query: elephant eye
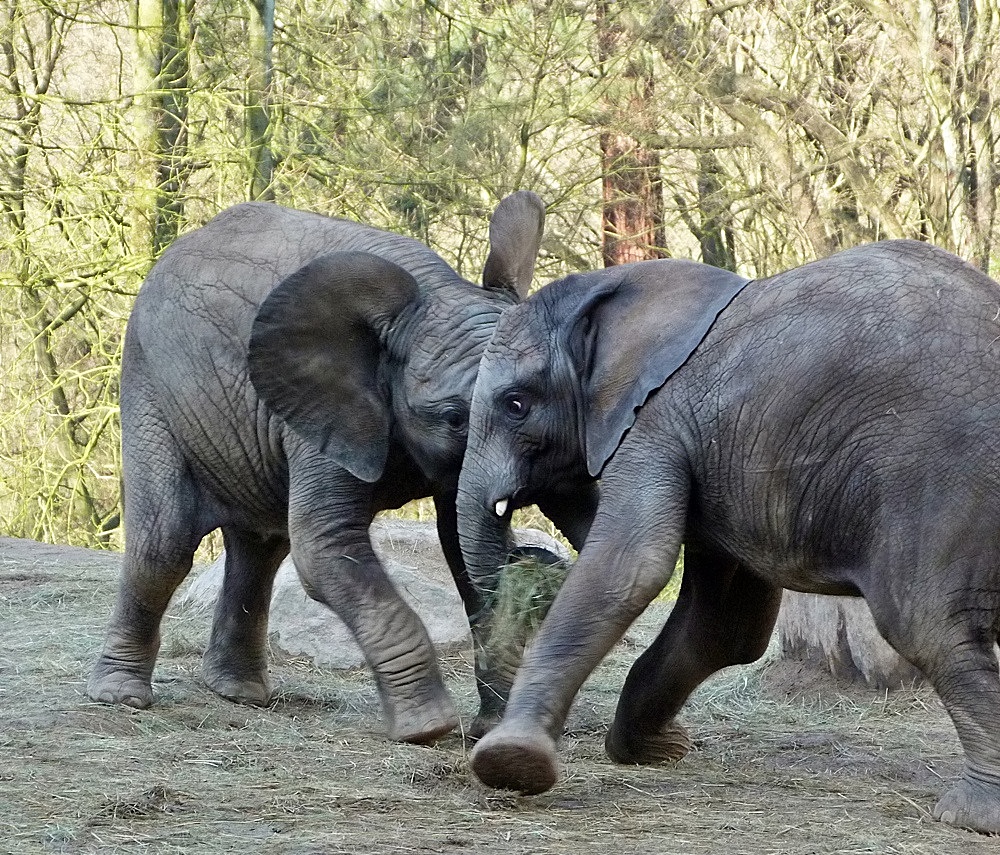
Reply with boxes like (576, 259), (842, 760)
(442, 405), (467, 431)
(501, 392), (530, 420)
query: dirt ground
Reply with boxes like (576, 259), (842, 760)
(0, 537), (992, 854)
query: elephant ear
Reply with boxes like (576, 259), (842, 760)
(248, 251), (419, 483)
(562, 260), (750, 477)
(481, 191), (545, 300)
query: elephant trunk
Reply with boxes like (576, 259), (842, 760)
(456, 453), (517, 599)
(457, 451), (524, 735)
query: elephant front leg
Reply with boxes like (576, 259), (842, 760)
(290, 510), (458, 743)
(605, 548), (782, 766)
(467, 608), (522, 737)
(359, 597), (460, 744)
(470, 487), (689, 793)
(464, 552), (570, 738)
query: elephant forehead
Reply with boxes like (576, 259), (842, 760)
(480, 338), (550, 395)
(404, 301), (502, 386)
(485, 317), (548, 365)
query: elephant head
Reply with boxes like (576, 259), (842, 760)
(247, 191), (545, 490)
(457, 258), (749, 595)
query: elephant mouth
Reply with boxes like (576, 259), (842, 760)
(491, 485), (528, 518)
(487, 488), (531, 522)
(481, 478), (527, 520)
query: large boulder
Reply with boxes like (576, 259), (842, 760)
(174, 519), (568, 669)
(775, 592), (924, 688)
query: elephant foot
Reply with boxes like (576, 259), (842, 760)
(468, 709), (502, 740)
(605, 717), (693, 765)
(380, 672), (459, 744)
(202, 655), (273, 707)
(470, 723), (559, 794)
(88, 661), (154, 709)
(89, 631), (158, 708)
(933, 773), (1000, 834)
(467, 687), (509, 739)
(384, 692), (460, 744)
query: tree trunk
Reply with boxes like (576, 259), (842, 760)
(596, 1), (665, 267)
(864, 0), (998, 274)
(954, 0), (998, 275)
(134, 0), (192, 259)
(694, 144), (736, 271)
(0, 2), (110, 541)
(776, 592), (924, 689)
(248, 0), (275, 201)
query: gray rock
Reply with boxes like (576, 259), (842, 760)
(174, 519), (568, 670)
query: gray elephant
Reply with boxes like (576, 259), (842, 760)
(88, 193), (546, 743)
(457, 240), (1000, 833)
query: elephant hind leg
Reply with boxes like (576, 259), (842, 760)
(605, 547), (782, 766)
(202, 528), (288, 706)
(88, 412), (208, 708)
(892, 634), (1000, 834)
(863, 569), (1000, 834)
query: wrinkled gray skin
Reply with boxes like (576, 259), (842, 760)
(88, 193), (546, 743)
(458, 241), (1000, 833)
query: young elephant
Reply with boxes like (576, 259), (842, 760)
(457, 240), (1000, 833)
(88, 194), (547, 743)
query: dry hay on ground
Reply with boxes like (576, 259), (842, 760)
(0, 537), (986, 854)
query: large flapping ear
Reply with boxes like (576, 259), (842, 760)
(248, 251), (419, 483)
(561, 260), (750, 477)
(481, 191), (545, 300)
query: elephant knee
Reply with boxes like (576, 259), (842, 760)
(733, 634), (772, 665)
(289, 552), (335, 604)
(290, 546), (398, 613)
(296, 571), (324, 604)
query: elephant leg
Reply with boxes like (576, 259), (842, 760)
(434, 493), (506, 738)
(605, 547), (782, 765)
(287, 461), (458, 744)
(88, 406), (206, 708)
(470, 475), (690, 794)
(862, 564), (1000, 834)
(447, 484), (600, 738)
(926, 648), (1000, 834)
(202, 528), (288, 706)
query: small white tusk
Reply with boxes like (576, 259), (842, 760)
(494, 498), (509, 517)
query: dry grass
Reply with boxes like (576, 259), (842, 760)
(483, 554), (570, 665)
(0, 538), (987, 854)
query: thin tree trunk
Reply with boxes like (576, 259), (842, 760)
(0, 2), (105, 539)
(956, 0), (998, 274)
(135, 0), (192, 259)
(248, 0), (275, 201)
(865, 0), (998, 272)
(596, 1), (665, 267)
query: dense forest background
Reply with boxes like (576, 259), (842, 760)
(1, 0), (998, 549)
